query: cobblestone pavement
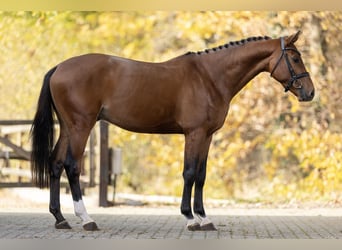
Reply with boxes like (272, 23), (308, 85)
(1, 206), (342, 239)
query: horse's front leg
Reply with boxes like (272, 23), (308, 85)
(181, 155), (199, 231)
(181, 130), (215, 231)
(193, 144), (217, 231)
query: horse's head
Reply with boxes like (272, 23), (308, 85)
(270, 31), (315, 102)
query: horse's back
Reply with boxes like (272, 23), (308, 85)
(49, 53), (193, 134)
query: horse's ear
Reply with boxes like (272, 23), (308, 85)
(285, 30), (301, 45)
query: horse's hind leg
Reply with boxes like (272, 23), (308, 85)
(65, 126), (98, 231)
(49, 135), (72, 229)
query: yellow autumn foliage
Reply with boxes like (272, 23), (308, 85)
(0, 11), (341, 203)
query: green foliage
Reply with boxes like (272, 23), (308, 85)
(0, 11), (341, 202)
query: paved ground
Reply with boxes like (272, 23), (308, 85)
(1, 205), (342, 239)
(1, 188), (342, 239)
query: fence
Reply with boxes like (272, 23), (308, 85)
(0, 120), (116, 206)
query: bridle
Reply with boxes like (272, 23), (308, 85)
(270, 37), (310, 92)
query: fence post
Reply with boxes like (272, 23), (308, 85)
(111, 147), (122, 204)
(99, 121), (109, 207)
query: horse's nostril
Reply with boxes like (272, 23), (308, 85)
(304, 89), (315, 101)
(310, 89), (315, 98)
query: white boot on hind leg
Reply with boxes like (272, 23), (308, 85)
(73, 200), (98, 230)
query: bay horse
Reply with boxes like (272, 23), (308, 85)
(31, 31), (314, 231)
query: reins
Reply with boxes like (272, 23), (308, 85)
(270, 37), (310, 92)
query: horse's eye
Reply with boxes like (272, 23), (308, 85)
(292, 57), (300, 63)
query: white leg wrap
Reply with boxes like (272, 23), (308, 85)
(186, 218), (200, 228)
(73, 200), (94, 226)
(195, 214), (212, 226)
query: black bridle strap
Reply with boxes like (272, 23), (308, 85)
(270, 37), (286, 77)
(270, 37), (310, 92)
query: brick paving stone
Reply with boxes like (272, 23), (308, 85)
(1, 206), (342, 239)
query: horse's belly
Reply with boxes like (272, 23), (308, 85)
(99, 105), (183, 134)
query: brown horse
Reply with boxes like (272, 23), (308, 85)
(31, 31), (314, 231)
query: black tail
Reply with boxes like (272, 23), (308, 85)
(31, 66), (58, 188)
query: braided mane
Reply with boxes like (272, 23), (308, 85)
(185, 35), (272, 56)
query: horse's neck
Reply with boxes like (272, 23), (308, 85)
(199, 40), (276, 103)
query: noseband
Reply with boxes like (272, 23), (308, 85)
(270, 37), (310, 92)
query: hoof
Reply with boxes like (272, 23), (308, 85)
(83, 221), (99, 231)
(200, 222), (217, 231)
(55, 220), (72, 229)
(187, 222), (201, 231)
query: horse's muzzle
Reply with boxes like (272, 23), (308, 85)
(299, 88), (315, 102)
